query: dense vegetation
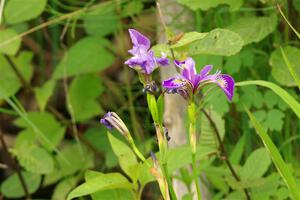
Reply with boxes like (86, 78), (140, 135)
(0, 0), (300, 199)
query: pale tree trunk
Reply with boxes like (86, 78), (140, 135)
(157, 1), (210, 199)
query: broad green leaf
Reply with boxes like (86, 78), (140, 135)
(226, 173), (280, 190)
(56, 143), (94, 177)
(0, 29), (21, 55)
(269, 46), (300, 87)
(227, 15), (277, 45)
(280, 47), (300, 90)
(68, 74), (103, 122)
(91, 189), (135, 200)
(53, 37), (115, 78)
(193, 54), (223, 70)
(176, 0), (243, 11)
(14, 112), (65, 151)
(121, 0), (143, 17)
(171, 32), (207, 48)
(0, 52), (33, 97)
(1, 171), (41, 198)
(83, 4), (119, 36)
(84, 127), (118, 168)
(236, 80), (300, 118)
(264, 109), (285, 131)
(224, 54), (241, 74)
(241, 148), (271, 180)
(107, 132), (139, 181)
(15, 145), (54, 174)
(4, 0), (47, 24)
(246, 109), (300, 200)
(263, 90), (278, 109)
(67, 171), (132, 200)
(34, 80), (56, 111)
(52, 176), (80, 200)
(186, 29), (243, 56)
(206, 91), (230, 115)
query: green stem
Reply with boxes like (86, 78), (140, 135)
(192, 153), (202, 200)
(162, 163), (177, 200)
(188, 103), (202, 200)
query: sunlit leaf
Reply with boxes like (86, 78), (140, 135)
(176, 0), (243, 11)
(4, 0), (47, 24)
(228, 15), (277, 45)
(67, 170), (132, 200)
(34, 80), (56, 111)
(270, 46), (300, 87)
(53, 37), (115, 78)
(68, 74), (103, 122)
(0, 29), (21, 55)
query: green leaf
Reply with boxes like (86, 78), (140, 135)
(263, 109), (285, 131)
(171, 32), (207, 48)
(52, 176), (80, 200)
(185, 28), (243, 56)
(280, 47), (300, 90)
(107, 132), (139, 181)
(68, 74), (103, 122)
(83, 3), (119, 36)
(176, 0), (243, 11)
(147, 93), (159, 123)
(227, 15), (277, 45)
(236, 80), (300, 118)
(67, 171), (132, 200)
(34, 80), (56, 111)
(14, 112), (66, 151)
(0, 51), (33, 98)
(84, 127), (118, 168)
(4, 0), (47, 24)
(224, 54), (241, 74)
(241, 148), (271, 180)
(15, 145), (54, 174)
(246, 108), (300, 200)
(0, 29), (21, 55)
(193, 54), (223, 70)
(270, 46), (300, 87)
(121, 1), (143, 17)
(56, 143), (94, 177)
(229, 134), (246, 165)
(1, 171), (41, 198)
(91, 189), (135, 200)
(53, 37), (115, 79)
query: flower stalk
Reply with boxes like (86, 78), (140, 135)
(188, 102), (202, 200)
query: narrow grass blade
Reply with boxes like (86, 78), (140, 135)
(236, 80), (300, 118)
(246, 108), (300, 200)
(277, 4), (300, 39)
(280, 47), (300, 90)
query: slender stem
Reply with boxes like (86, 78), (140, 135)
(201, 109), (251, 200)
(0, 129), (31, 199)
(192, 153), (201, 200)
(162, 163), (177, 200)
(188, 103), (202, 200)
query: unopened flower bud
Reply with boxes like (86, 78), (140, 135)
(100, 112), (129, 136)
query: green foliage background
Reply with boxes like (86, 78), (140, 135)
(0, 0), (300, 199)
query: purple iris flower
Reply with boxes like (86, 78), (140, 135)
(162, 57), (235, 101)
(124, 29), (169, 74)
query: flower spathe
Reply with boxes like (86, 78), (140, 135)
(100, 112), (129, 136)
(162, 57), (235, 101)
(124, 29), (169, 74)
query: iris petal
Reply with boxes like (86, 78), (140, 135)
(128, 29), (150, 50)
(216, 74), (235, 101)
